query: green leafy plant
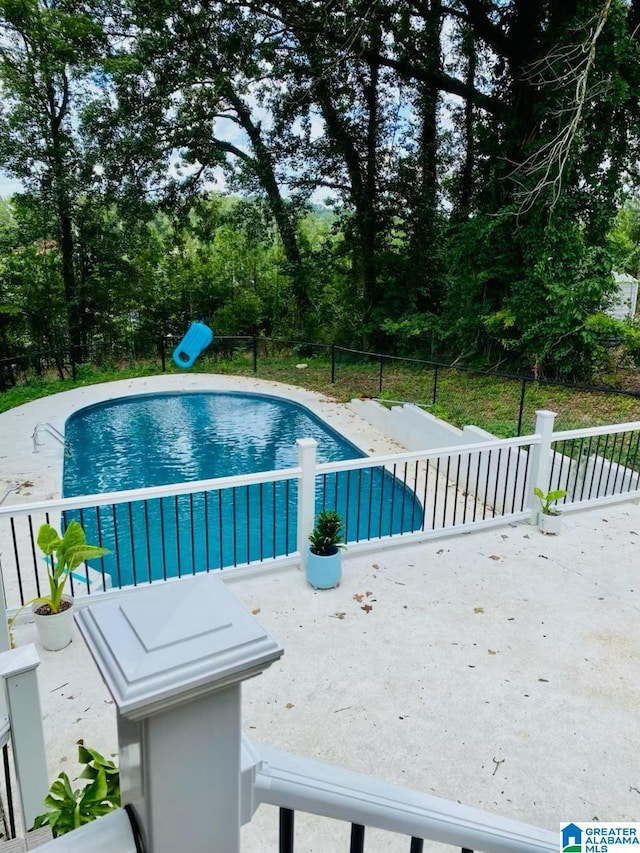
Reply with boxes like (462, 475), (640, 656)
(32, 743), (120, 837)
(534, 487), (567, 516)
(10, 521), (109, 625)
(309, 510), (345, 556)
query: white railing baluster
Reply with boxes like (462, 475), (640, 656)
(296, 438), (317, 572)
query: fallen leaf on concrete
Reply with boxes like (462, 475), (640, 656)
(489, 555), (500, 561)
(366, 591), (373, 597)
(501, 534), (508, 540)
(353, 593), (364, 602)
(372, 563), (379, 569)
(395, 581), (406, 585)
(437, 549), (444, 554)
(538, 678), (549, 682)
(330, 612), (346, 620)
(285, 703), (294, 709)
(251, 608), (261, 615)
(474, 607), (484, 613)
(488, 649), (497, 655)
(361, 604), (373, 613)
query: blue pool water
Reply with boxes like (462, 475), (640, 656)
(63, 392), (422, 585)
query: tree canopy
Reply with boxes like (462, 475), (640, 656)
(1, 0), (640, 378)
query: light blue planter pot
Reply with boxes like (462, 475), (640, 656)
(306, 547), (342, 590)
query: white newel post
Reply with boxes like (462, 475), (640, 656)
(529, 410), (557, 523)
(75, 575), (283, 853)
(296, 438), (317, 570)
(0, 645), (49, 834)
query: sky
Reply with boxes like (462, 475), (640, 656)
(0, 173), (22, 198)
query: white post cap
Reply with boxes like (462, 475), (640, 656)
(75, 575), (283, 721)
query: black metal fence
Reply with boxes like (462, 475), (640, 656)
(3, 335), (640, 437)
(549, 426), (640, 507)
(278, 807), (434, 853)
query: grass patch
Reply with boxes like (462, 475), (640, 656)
(3, 349), (640, 437)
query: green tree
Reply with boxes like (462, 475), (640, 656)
(0, 0), (109, 356)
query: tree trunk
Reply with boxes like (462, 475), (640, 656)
(407, 0), (443, 312)
(225, 88), (309, 329)
(452, 23), (476, 222)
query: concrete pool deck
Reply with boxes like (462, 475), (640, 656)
(2, 375), (640, 848)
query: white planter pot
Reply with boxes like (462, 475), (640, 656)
(32, 595), (74, 651)
(538, 511), (562, 535)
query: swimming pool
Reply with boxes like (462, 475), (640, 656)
(63, 392), (422, 585)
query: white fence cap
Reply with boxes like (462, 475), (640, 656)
(75, 574), (283, 720)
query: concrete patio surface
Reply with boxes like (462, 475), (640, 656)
(2, 376), (640, 849)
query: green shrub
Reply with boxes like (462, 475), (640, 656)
(32, 744), (120, 837)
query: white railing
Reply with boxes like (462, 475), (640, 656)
(548, 420), (640, 511)
(0, 435), (540, 611)
(0, 644), (49, 842)
(248, 738), (557, 853)
(2, 411), (640, 613)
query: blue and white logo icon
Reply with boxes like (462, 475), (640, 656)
(563, 824), (582, 853)
(561, 822), (640, 852)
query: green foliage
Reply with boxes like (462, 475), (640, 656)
(32, 744), (120, 837)
(9, 521), (109, 632)
(534, 487), (567, 516)
(309, 510), (345, 556)
(446, 207), (618, 378)
(37, 521), (110, 614)
(0, 1), (638, 374)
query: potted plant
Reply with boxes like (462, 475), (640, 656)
(534, 487), (567, 535)
(10, 520), (110, 651)
(306, 510), (345, 589)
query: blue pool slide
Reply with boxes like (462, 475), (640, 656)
(172, 322), (214, 369)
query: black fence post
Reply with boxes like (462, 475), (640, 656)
(279, 808), (294, 853)
(432, 365), (439, 406)
(159, 335), (166, 372)
(331, 343), (336, 383)
(517, 377), (527, 436)
(252, 334), (258, 372)
(378, 357), (384, 394)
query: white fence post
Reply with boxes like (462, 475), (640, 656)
(0, 645), (49, 834)
(296, 438), (317, 570)
(75, 574), (283, 853)
(529, 410), (557, 522)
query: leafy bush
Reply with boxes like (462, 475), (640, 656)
(32, 744), (120, 837)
